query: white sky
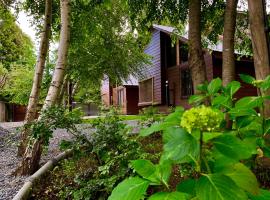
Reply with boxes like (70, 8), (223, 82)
(16, 11), (38, 49)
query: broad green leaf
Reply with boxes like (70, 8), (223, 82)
(249, 189), (270, 200)
(140, 122), (174, 137)
(224, 81), (241, 98)
(212, 95), (231, 108)
(196, 83), (208, 92)
(148, 192), (188, 200)
(188, 95), (205, 105)
(176, 179), (196, 195)
(163, 128), (199, 163)
(195, 174), (247, 200)
(131, 160), (158, 183)
(222, 163), (259, 195)
(213, 154), (238, 172)
(239, 74), (255, 84)
(260, 75), (270, 90)
(229, 108), (257, 118)
(163, 127), (183, 143)
(164, 107), (184, 124)
(264, 119), (270, 134)
(235, 96), (263, 109)
(213, 134), (255, 160)
(131, 160), (172, 186)
(108, 177), (149, 200)
(155, 160), (172, 185)
(203, 132), (222, 142)
(207, 78), (222, 94)
(235, 116), (255, 129)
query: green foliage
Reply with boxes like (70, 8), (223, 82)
(109, 76), (270, 200)
(148, 192), (188, 200)
(1, 64), (34, 104)
(180, 106), (224, 133)
(162, 127), (199, 164)
(61, 108), (145, 200)
(28, 106), (83, 146)
(195, 174), (248, 200)
(0, 5), (35, 69)
(139, 106), (163, 128)
(108, 177), (149, 200)
(68, 0), (149, 89)
(139, 107), (184, 137)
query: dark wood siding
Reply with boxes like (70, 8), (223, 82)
(13, 105), (26, 122)
(140, 30), (162, 105)
(212, 52), (257, 98)
(126, 86), (139, 114)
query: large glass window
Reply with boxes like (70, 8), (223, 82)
(117, 89), (124, 106)
(139, 78), (153, 103)
(181, 68), (193, 97)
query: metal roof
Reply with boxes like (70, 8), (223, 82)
(153, 24), (223, 52)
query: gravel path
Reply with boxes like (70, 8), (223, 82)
(0, 123), (73, 200)
(0, 120), (138, 200)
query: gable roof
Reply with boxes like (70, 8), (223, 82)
(152, 24), (223, 52)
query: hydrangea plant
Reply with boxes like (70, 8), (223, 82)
(180, 106), (224, 133)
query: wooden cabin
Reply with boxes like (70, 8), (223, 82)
(101, 76), (139, 115)
(138, 24), (257, 112)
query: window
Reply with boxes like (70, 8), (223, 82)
(167, 44), (176, 67)
(161, 32), (176, 68)
(139, 78), (153, 104)
(179, 43), (188, 63)
(117, 89), (124, 106)
(181, 68), (193, 97)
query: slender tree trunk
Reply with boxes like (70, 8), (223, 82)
(57, 75), (68, 106)
(188, 0), (207, 94)
(248, 0), (270, 117)
(222, 0), (238, 86)
(15, 0), (71, 175)
(17, 0), (52, 156)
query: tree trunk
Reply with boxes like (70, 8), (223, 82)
(15, 0), (71, 175)
(188, 0), (207, 94)
(17, 0), (52, 157)
(248, 0), (270, 117)
(57, 75), (68, 106)
(222, 0), (238, 86)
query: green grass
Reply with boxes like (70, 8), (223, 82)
(82, 115), (142, 124)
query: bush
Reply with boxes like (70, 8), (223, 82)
(109, 75), (270, 200)
(60, 108), (145, 200)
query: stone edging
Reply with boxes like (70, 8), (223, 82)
(12, 149), (73, 200)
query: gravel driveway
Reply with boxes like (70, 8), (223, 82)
(0, 120), (139, 200)
(0, 122), (74, 200)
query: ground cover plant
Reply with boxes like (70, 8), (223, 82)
(30, 108), (163, 200)
(108, 75), (270, 200)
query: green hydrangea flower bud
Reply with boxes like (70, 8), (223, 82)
(180, 106), (224, 133)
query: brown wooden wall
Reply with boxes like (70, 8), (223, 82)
(13, 104), (27, 122)
(140, 29), (162, 105)
(212, 52), (257, 98)
(126, 86), (139, 114)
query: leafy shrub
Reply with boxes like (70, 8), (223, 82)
(109, 76), (270, 200)
(139, 106), (162, 128)
(61, 108), (145, 200)
(28, 106), (83, 146)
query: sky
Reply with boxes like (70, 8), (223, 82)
(16, 11), (37, 49)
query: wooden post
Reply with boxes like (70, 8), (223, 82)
(176, 40), (180, 66)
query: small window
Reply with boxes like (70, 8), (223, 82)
(117, 89), (124, 106)
(181, 68), (193, 97)
(139, 78), (153, 104)
(179, 43), (188, 63)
